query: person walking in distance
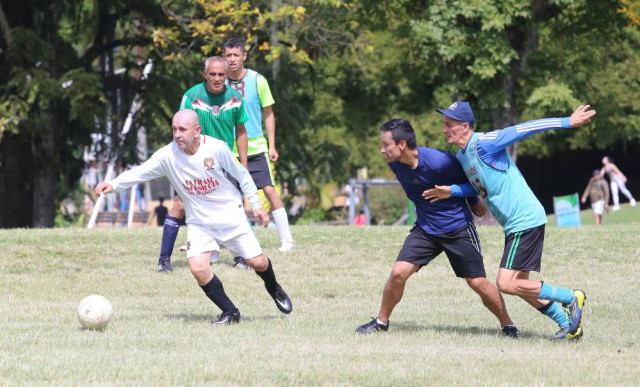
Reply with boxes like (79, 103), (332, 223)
(600, 156), (636, 211)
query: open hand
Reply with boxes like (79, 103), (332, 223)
(570, 105), (596, 127)
(422, 185), (452, 203)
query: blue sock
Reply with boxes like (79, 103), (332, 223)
(159, 215), (180, 262)
(538, 301), (569, 329)
(538, 281), (575, 304)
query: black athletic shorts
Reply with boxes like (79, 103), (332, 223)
(396, 224), (486, 278)
(246, 152), (274, 189)
(500, 224), (545, 272)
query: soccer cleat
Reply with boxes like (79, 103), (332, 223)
(566, 289), (586, 334)
(550, 326), (583, 341)
(501, 325), (520, 339)
(268, 285), (293, 314)
(158, 259), (173, 273)
(613, 205), (621, 211)
(631, 199), (637, 207)
(212, 309), (241, 325)
(278, 240), (295, 252)
(356, 318), (389, 334)
(233, 256), (250, 270)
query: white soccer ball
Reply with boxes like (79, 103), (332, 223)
(77, 295), (113, 330)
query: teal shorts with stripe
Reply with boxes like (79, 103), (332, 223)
(500, 225), (545, 272)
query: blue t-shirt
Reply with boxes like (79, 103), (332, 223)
(389, 147), (477, 234)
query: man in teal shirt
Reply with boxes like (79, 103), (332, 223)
(424, 101), (595, 341)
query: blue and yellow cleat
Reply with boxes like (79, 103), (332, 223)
(566, 290), (586, 334)
(550, 326), (583, 341)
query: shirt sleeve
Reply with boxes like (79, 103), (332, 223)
(450, 182), (479, 198)
(216, 143), (262, 209)
(179, 93), (190, 110)
(478, 117), (571, 153)
(109, 152), (166, 192)
(256, 74), (275, 107)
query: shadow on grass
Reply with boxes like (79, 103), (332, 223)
(391, 321), (549, 340)
(167, 313), (287, 323)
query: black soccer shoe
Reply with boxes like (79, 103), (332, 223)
(158, 259), (173, 273)
(233, 256), (250, 270)
(212, 309), (241, 325)
(355, 318), (389, 334)
(501, 325), (520, 339)
(269, 285), (293, 314)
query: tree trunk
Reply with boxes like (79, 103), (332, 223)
(31, 124), (57, 227)
(270, 0), (281, 84)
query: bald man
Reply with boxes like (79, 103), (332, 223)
(95, 110), (293, 324)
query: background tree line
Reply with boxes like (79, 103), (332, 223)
(1, 0), (639, 227)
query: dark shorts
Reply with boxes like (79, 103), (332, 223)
(500, 224), (545, 272)
(396, 224), (486, 278)
(246, 153), (274, 189)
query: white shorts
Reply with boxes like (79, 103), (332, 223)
(185, 221), (262, 262)
(591, 200), (605, 215)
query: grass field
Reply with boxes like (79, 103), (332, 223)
(1, 223), (639, 385)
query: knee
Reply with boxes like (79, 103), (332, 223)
(465, 277), (488, 292)
(189, 261), (210, 282)
(246, 254), (268, 271)
(389, 267), (410, 283)
(496, 277), (515, 295)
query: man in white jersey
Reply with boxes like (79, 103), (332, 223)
(95, 109), (293, 324)
(223, 37), (294, 254)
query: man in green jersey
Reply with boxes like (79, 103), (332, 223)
(157, 56), (250, 272)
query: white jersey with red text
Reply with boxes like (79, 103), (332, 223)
(108, 135), (261, 227)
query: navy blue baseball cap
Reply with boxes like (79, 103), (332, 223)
(436, 101), (475, 128)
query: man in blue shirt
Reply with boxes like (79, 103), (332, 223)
(424, 101), (594, 340)
(356, 118), (519, 338)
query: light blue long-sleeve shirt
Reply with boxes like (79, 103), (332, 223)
(451, 117), (571, 234)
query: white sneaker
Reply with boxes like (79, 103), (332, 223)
(278, 240), (294, 252)
(631, 199), (637, 207)
(613, 205), (621, 211)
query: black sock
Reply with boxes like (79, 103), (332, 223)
(255, 258), (278, 294)
(200, 275), (237, 313)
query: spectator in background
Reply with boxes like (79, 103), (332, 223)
(600, 156), (636, 211)
(354, 208), (366, 226)
(149, 197), (169, 226)
(581, 169), (609, 225)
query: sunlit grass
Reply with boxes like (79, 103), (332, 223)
(1, 224), (638, 384)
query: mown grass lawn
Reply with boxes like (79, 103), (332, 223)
(1, 223), (638, 385)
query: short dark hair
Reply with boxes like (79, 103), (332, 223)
(223, 37), (246, 53)
(380, 118), (417, 149)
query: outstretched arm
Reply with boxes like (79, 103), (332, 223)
(479, 105), (596, 153)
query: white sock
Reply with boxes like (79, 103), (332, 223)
(272, 207), (293, 243)
(376, 318), (388, 326)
